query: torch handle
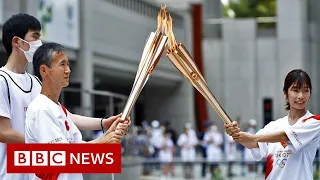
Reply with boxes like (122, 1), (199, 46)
(121, 33), (167, 120)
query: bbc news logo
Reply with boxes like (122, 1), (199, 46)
(7, 144), (121, 173)
(14, 151), (114, 166)
(14, 151), (66, 166)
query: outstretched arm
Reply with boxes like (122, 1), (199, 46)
(224, 121), (288, 149)
(70, 113), (130, 134)
(70, 114), (103, 130)
(233, 130), (288, 143)
(88, 118), (124, 144)
(231, 130), (288, 149)
(0, 116), (25, 143)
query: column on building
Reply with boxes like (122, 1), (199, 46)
(202, 0), (225, 129)
(308, 0), (320, 113)
(74, 0), (94, 139)
(276, 0), (308, 117)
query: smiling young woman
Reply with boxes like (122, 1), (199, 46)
(224, 69), (320, 180)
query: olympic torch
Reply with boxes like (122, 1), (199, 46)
(120, 6), (168, 120)
(165, 14), (232, 124)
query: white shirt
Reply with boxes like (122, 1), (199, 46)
(25, 94), (83, 180)
(250, 111), (320, 180)
(158, 135), (174, 162)
(224, 132), (237, 161)
(177, 132), (198, 161)
(0, 67), (41, 180)
(151, 128), (162, 149)
(204, 130), (223, 162)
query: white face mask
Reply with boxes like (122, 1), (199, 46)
(18, 38), (42, 63)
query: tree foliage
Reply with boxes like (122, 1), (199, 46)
(223, 0), (276, 18)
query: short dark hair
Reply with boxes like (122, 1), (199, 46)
(283, 69), (312, 111)
(33, 43), (65, 81)
(2, 13), (41, 57)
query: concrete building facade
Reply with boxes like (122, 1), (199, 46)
(0, 0), (318, 134)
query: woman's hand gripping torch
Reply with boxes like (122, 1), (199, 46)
(165, 14), (232, 124)
(120, 6), (168, 123)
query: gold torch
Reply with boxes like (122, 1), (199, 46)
(165, 14), (232, 124)
(120, 6), (168, 120)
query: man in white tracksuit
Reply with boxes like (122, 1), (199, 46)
(25, 42), (130, 180)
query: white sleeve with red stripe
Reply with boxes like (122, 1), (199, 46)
(250, 120), (278, 160)
(65, 109), (82, 143)
(284, 115), (320, 153)
(33, 109), (69, 143)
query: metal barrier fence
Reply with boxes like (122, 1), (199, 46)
(122, 157), (320, 180)
(120, 134), (320, 180)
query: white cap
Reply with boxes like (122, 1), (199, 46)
(185, 122), (192, 129)
(248, 119), (257, 126)
(151, 120), (160, 128)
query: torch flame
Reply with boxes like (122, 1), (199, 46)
(157, 5), (167, 33)
(165, 13), (177, 51)
(156, 6), (177, 50)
